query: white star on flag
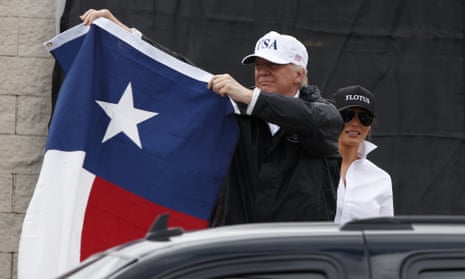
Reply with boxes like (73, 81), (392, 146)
(96, 82), (158, 149)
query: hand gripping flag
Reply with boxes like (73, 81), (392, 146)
(18, 18), (238, 279)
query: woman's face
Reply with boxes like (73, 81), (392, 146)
(338, 107), (374, 147)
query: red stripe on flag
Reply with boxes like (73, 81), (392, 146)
(80, 176), (207, 261)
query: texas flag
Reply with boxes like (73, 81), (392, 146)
(18, 18), (238, 279)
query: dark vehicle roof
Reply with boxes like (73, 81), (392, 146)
(60, 215), (465, 279)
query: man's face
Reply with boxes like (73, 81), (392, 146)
(254, 58), (302, 96)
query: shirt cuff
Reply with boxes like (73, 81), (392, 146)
(246, 87), (261, 115)
(130, 27), (143, 39)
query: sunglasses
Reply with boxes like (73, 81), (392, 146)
(340, 108), (374, 126)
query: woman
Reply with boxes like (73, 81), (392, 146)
(331, 85), (393, 224)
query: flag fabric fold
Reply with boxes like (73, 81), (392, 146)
(18, 18), (238, 279)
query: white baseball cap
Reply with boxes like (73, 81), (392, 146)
(241, 31), (309, 69)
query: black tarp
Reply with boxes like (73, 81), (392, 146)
(56, 0), (465, 215)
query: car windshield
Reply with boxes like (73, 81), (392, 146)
(63, 254), (135, 279)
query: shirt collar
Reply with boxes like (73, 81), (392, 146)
(357, 140), (378, 158)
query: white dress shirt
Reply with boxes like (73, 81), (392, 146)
(334, 141), (394, 224)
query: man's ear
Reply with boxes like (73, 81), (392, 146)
(295, 68), (305, 83)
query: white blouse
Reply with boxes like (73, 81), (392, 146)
(334, 141), (394, 224)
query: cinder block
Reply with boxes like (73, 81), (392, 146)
(0, 173), (13, 212)
(19, 18), (55, 58)
(0, 253), (12, 279)
(0, 135), (45, 174)
(0, 213), (23, 252)
(17, 96), (51, 136)
(0, 56), (53, 96)
(13, 174), (38, 213)
(0, 0), (55, 18)
(0, 17), (18, 56)
(0, 96), (15, 135)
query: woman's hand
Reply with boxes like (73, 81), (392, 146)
(80, 9), (131, 33)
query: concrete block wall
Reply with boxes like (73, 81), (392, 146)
(0, 0), (56, 278)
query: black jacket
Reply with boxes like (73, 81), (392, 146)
(210, 86), (343, 226)
(141, 37), (342, 225)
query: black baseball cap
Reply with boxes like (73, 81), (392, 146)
(331, 85), (376, 116)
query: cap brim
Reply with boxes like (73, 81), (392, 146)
(241, 52), (290, 65)
(241, 54), (257, 64)
(337, 104), (375, 116)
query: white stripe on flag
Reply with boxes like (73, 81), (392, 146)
(18, 150), (94, 278)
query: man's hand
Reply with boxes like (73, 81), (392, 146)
(208, 74), (253, 104)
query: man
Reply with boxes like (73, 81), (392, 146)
(81, 10), (343, 225)
(208, 31), (343, 225)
